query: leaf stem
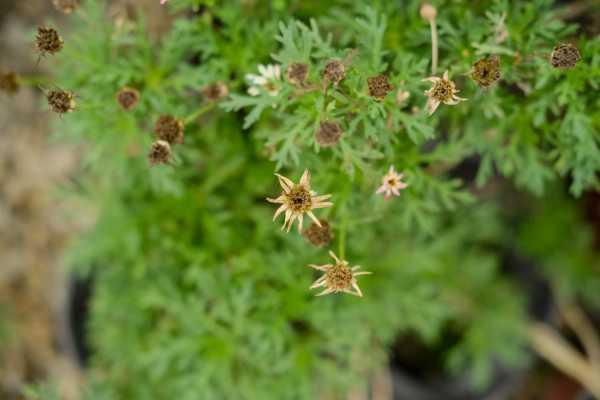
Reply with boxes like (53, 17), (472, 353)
(184, 102), (215, 124)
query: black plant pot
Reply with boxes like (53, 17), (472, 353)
(390, 251), (554, 400)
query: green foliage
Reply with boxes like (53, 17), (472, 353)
(48, 0), (600, 399)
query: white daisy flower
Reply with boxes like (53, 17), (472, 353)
(246, 64), (282, 96)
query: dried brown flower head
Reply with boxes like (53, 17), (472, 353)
(367, 74), (394, 100)
(267, 170), (333, 232)
(550, 43), (581, 69)
(202, 81), (229, 101)
(0, 70), (19, 94)
(303, 219), (333, 247)
(36, 27), (63, 57)
(423, 70), (466, 115)
(309, 251), (372, 297)
(148, 140), (172, 166)
(53, 0), (80, 14)
(315, 121), (343, 147)
(286, 62), (309, 85)
(46, 89), (76, 114)
(154, 115), (184, 145)
(116, 87), (140, 110)
(323, 59), (346, 86)
(470, 55), (501, 89)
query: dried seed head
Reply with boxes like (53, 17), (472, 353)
(154, 115), (184, 145)
(148, 140), (172, 166)
(286, 62), (309, 85)
(420, 3), (437, 21)
(367, 74), (394, 100)
(0, 70), (19, 94)
(286, 186), (313, 213)
(36, 27), (63, 56)
(325, 263), (354, 291)
(315, 121), (343, 147)
(323, 59), (346, 86)
(202, 81), (229, 101)
(550, 43), (581, 69)
(430, 79), (455, 103)
(53, 0), (80, 14)
(303, 219), (333, 247)
(470, 55), (501, 89)
(116, 87), (140, 110)
(46, 89), (76, 114)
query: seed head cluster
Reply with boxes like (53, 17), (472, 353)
(286, 62), (309, 85)
(116, 87), (140, 111)
(202, 81), (229, 101)
(36, 27), (63, 57)
(46, 89), (76, 115)
(154, 115), (184, 145)
(550, 43), (581, 69)
(315, 121), (343, 147)
(323, 59), (346, 86)
(367, 74), (394, 100)
(0, 70), (19, 94)
(148, 140), (172, 166)
(303, 219), (333, 247)
(470, 55), (501, 89)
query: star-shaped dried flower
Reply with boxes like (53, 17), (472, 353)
(309, 251), (372, 297)
(267, 170), (333, 232)
(422, 70), (466, 115)
(376, 166), (408, 200)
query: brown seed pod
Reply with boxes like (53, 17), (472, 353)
(470, 55), (501, 89)
(53, 0), (80, 14)
(323, 59), (346, 86)
(202, 81), (229, 101)
(303, 219), (333, 247)
(116, 87), (140, 110)
(154, 115), (184, 145)
(36, 27), (63, 57)
(550, 43), (581, 69)
(315, 121), (343, 147)
(46, 89), (76, 114)
(286, 62), (309, 85)
(0, 70), (19, 94)
(367, 74), (394, 100)
(148, 140), (172, 166)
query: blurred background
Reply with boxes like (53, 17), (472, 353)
(1, 1), (600, 400)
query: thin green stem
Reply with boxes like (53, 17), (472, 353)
(184, 102), (215, 124)
(18, 75), (52, 87)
